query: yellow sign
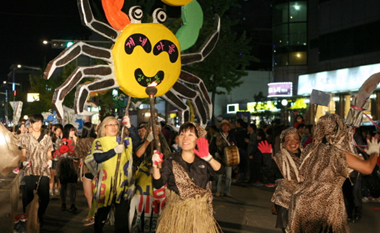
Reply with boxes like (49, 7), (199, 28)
(112, 24), (181, 98)
(27, 93), (40, 102)
(288, 98), (307, 109)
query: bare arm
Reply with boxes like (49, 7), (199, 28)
(47, 150), (52, 160)
(21, 149), (27, 162)
(345, 152), (378, 175)
(152, 166), (160, 180)
(135, 140), (150, 158)
(208, 158), (221, 171)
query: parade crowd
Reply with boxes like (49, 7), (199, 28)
(8, 112), (380, 233)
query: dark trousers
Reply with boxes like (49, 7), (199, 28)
(249, 156), (262, 183)
(22, 176), (50, 221)
(343, 175), (362, 219)
(262, 153), (274, 184)
(94, 196), (130, 233)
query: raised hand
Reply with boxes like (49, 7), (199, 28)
(146, 131), (154, 142)
(193, 137), (213, 162)
(122, 115), (131, 128)
(152, 150), (164, 168)
(365, 137), (380, 156)
(258, 140), (272, 154)
(114, 144), (125, 154)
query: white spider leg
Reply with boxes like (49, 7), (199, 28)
(44, 41), (113, 80)
(52, 65), (117, 118)
(161, 90), (191, 127)
(162, 76), (211, 128)
(78, 0), (119, 41)
(75, 72), (119, 114)
(181, 14), (220, 66)
(179, 70), (212, 117)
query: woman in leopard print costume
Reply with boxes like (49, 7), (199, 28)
(152, 122), (224, 233)
(287, 114), (380, 233)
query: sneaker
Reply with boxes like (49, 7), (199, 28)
(362, 197), (369, 203)
(69, 204), (77, 212)
(253, 182), (264, 187)
(83, 217), (95, 226)
(224, 193), (232, 197)
(12, 168), (20, 174)
(61, 203), (66, 211)
(49, 189), (54, 197)
(265, 183), (275, 187)
(19, 214), (27, 222)
(214, 192), (221, 197)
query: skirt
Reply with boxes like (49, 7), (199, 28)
(57, 158), (78, 184)
(156, 190), (222, 233)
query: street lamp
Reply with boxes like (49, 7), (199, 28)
(4, 64), (41, 123)
(8, 64), (41, 101)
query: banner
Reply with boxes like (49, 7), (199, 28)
(62, 106), (95, 135)
(9, 101), (23, 125)
(42, 110), (59, 125)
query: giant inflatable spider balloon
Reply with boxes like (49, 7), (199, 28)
(44, 0), (220, 127)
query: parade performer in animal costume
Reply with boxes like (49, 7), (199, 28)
(152, 122), (224, 233)
(258, 127), (303, 232)
(287, 114), (380, 233)
(85, 116), (134, 233)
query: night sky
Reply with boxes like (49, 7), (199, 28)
(0, 1), (90, 81)
(0, 0), (272, 82)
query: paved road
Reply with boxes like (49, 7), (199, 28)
(1, 174), (380, 232)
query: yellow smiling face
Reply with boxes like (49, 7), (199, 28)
(112, 23), (181, 98)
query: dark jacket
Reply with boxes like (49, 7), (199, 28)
(152, 152), (224, 193)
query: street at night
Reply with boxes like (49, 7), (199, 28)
(1, 173), (380, 233)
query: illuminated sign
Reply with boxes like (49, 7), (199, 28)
(27, 93), (40, 102)
(227, 102), (279, 114)
(298, 63), (380, 95)
(268, 82), (293, 97)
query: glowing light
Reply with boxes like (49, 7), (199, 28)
(148, 81), (158, 87)
(294, 5), (300, 10)
(297, 53), (301, 58)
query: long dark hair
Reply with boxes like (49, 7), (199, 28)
(82, 122), (97, 138)
(62, 124), (76, 139)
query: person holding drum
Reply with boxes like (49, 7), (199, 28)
(152, 122), (224, 233)
(209, 119), (238, 197)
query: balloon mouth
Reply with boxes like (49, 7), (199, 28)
(134, 69), (164, 87)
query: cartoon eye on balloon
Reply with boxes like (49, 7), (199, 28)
(44, 0), (220, 128)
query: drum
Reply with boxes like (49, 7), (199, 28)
(223, 146), (240, 166)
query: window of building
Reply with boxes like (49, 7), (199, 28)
(289, 1), (307, 22)
(289, 51), (307, 65)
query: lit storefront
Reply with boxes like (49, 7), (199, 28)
(298, 63), (380, 123)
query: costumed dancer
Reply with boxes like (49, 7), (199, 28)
(54, 124), (79, 212)
(85, 116), (134, 233)
(258, 127), (303, 232)
(287, 114), (380, 232)
(152, 122), (224, 233)
(76, 122), (97, 226)
(16, 114), (53, 230)
(131, 122), (171, 232)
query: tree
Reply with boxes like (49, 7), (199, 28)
(182, 0), (259, 123)
(25, 61), (78, 116)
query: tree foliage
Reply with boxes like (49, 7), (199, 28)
(182, 0), (259, 123)
(25, 61), (77, 116)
